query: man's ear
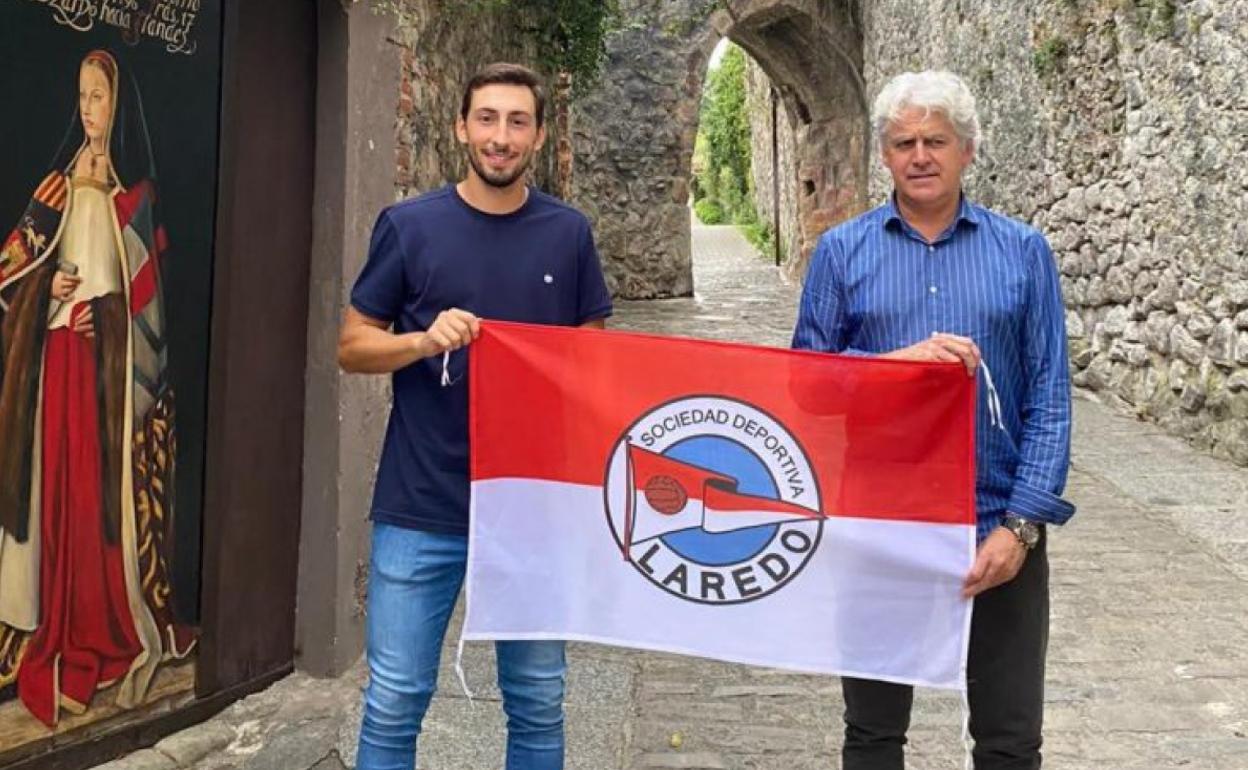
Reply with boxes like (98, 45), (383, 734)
(455, 115), (468, 144)
(535, 123), (548, 152)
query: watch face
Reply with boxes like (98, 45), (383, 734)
(1005, 517), (1039, 548)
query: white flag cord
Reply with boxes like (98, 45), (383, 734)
(979, 360), (1004, 431)
(453, 636), (476, 706)
(961, 685), (973, 770)
(959, 594), (974, 768)
(448, 345), (471, 702)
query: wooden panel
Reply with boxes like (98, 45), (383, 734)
(0, 0), (315, 763)
(0, 663), (195, 768)
(195, 0), (317, 695)
(0, 0), (224, 761)
(0, 666), (287, 770)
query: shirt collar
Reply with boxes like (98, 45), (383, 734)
(955, 196), (982, 227)
(883, 193), (981, 237)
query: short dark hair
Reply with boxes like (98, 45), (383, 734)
(460, 62), (547, 127)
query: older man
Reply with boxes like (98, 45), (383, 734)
(792, 71), (1074, 769)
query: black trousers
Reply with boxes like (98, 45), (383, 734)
(841, 532), (1049, 770)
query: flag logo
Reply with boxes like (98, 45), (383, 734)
(603, 395), (825, 605)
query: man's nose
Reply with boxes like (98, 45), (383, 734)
(912, 141), (931, 165)
(489, 122), (512, 146)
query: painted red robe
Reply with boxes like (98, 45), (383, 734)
(0, 171), (192, 726)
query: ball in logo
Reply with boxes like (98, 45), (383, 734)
(643, 474), (688, 515)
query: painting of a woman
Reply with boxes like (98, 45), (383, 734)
(0, 48), (193, 728)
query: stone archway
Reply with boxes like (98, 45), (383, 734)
(572, 0), (869, 300)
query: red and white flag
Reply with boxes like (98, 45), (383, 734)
(465, 321), (976, 689)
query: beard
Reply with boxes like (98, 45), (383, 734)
(466, 143), (534, 189)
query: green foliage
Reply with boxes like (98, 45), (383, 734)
(690, 43), (780, 259)
(690, 172), (707, 202)
(373, 0), (620, 93)
(519, 0), (621, 93)
(632, 0), (726, 37)
(690, 131), (710, 201)
(730, 197), (775, 258)
(698, 45), (751, 212)
(446, 0), (621, 93)
(1032, 36), (1069, 76)
(717, 166), (752, 222)
(693, 198), (726, 225)
(740, 218), (774, 256)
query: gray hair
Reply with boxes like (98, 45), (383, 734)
(872, 71), (981, 150)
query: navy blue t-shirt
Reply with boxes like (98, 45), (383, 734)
(350, 185), (613, 534)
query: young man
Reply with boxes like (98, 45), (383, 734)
(339, 62), (612, 770)
(792, 71), (1075, 769)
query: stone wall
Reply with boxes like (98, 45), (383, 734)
(727, 0), (869, 276)
(569, 0), (715, 299)
(572, 0), (868, 299)
(744, 56), (801, 269)
(862, 0), (1248, 463)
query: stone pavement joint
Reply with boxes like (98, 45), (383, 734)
(88, 224), (1248, 769)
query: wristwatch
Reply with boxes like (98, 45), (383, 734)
(1001, 514), (1041, 550)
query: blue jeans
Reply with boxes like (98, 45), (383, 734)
(356, 523), (566, 770)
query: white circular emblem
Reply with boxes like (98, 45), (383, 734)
(603, 395), (823, 605)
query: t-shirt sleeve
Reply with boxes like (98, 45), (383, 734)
(575, 218), (613, 324)
(350, 211), (406, 324)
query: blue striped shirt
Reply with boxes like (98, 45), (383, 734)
(792, 197), (1075, 541)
